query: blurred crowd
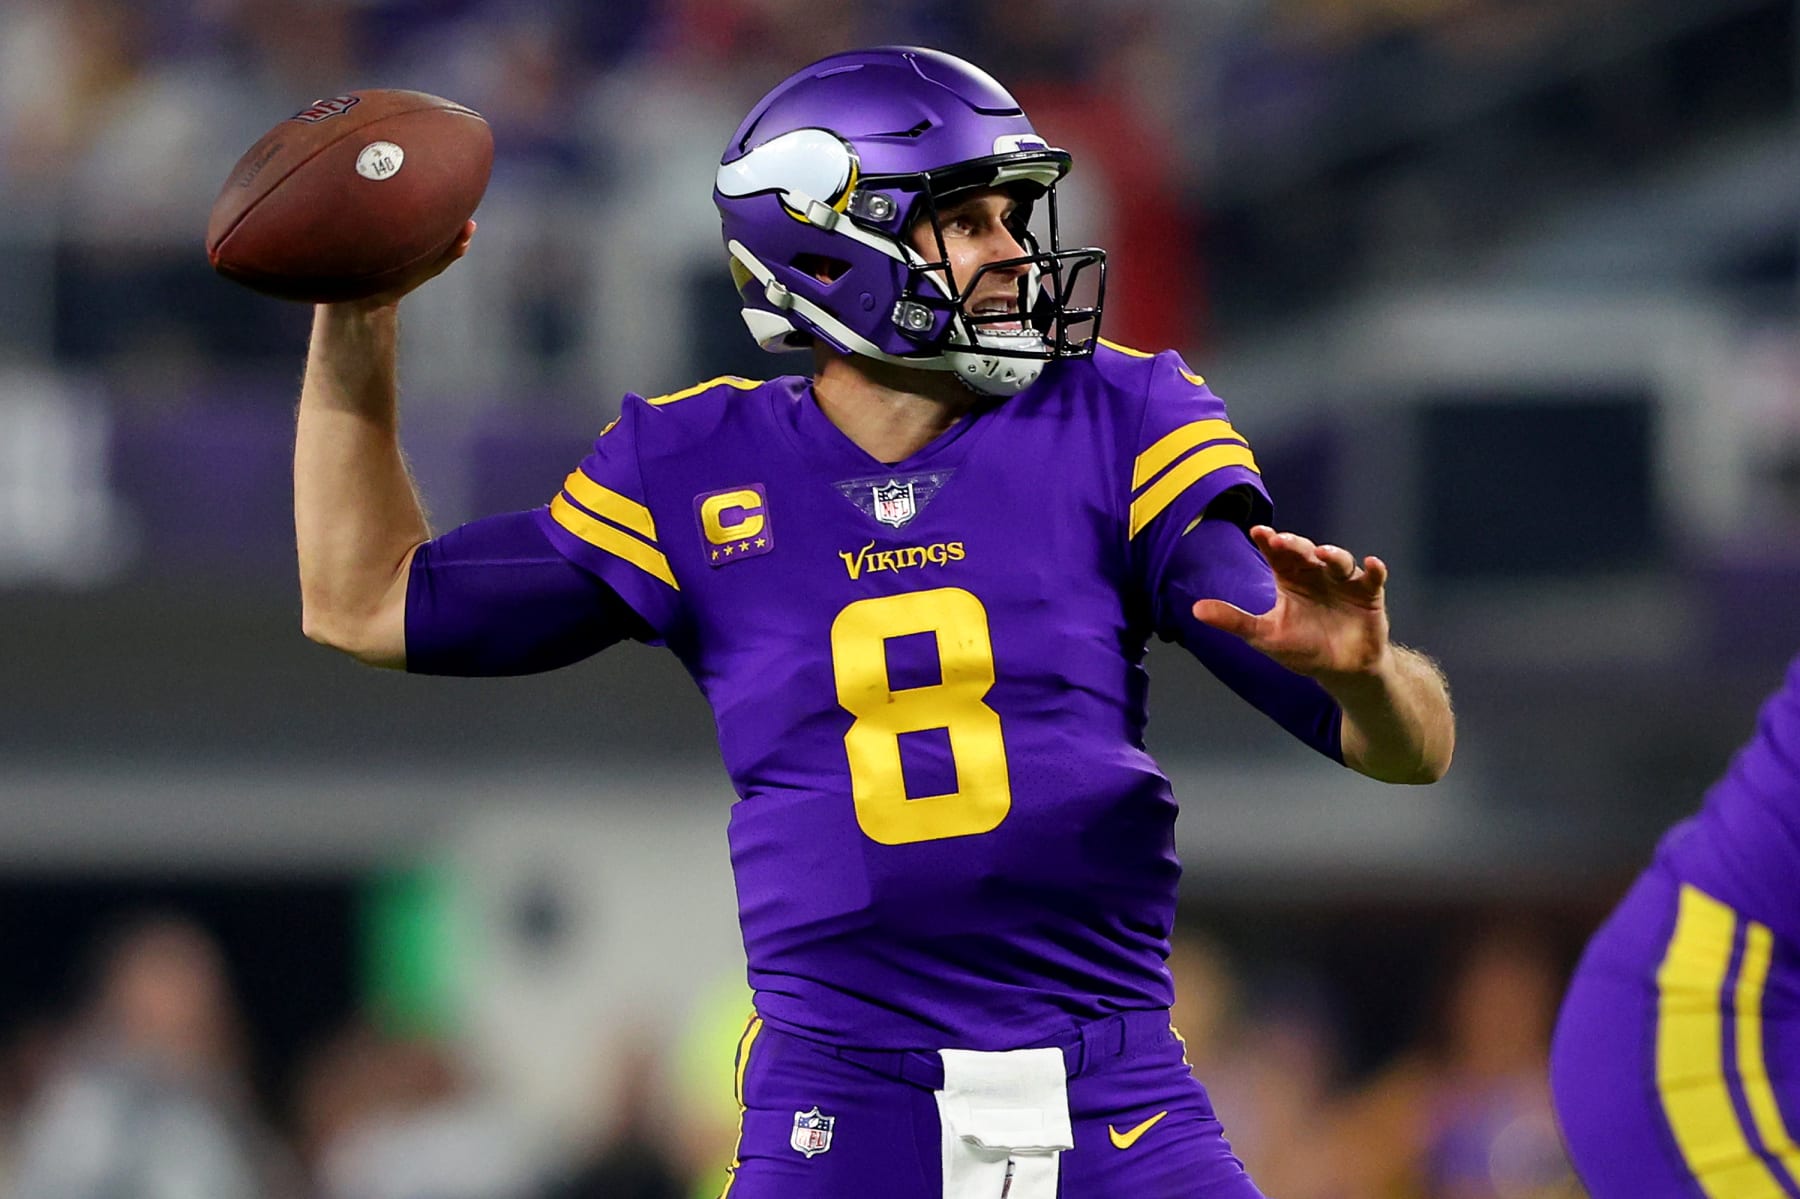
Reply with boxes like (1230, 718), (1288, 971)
(0, 0), (1750, 383)
(0, 909), (1589, 1199)
(1170, 925), (1586, 1199)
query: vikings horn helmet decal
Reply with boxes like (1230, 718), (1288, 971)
(713, 46), (1106, 396)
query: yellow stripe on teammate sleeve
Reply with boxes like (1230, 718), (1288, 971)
(1736, 920), (1800, 1173)
(549, 494), (679, 590)
(1128, 442), (1260, 539)
(561, 470), (658, 541)
(1656, 885), (1799, 1199)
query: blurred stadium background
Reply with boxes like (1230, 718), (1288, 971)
(2, 0), (1798, 1195)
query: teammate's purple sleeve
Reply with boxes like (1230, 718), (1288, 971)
(1156, 516), (1345, 763)
(405, 510), (651, 677)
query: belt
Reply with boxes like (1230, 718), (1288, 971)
(826, 1008), (1177, 1092)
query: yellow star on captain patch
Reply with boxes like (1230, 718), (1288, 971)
(738, 540), (750, 551)
(722, 544), (734, 556)
(755, 537), (767, 548)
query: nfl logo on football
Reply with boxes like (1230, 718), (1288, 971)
(790, 1107), (835, 1158)
(872, 480), (916, 528)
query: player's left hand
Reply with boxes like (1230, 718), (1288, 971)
(1193, 525), (1391, 682)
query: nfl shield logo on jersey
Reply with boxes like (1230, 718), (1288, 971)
(790, 1107), (835, 1158)
(871, 479), (916, 528)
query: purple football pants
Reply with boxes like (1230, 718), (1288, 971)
(721, 1008), (1265, 1198)
(1551, 865), (1800, 1199)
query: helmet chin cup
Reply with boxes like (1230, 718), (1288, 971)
(741, 308), (800, 351)
(947, 345), (1045, 396)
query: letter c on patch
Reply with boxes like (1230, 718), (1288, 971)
(701, 489), (765, 544)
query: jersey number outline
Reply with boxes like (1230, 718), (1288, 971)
(829, 588), (1012, 845)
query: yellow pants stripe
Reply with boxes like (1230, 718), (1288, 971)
(1658, 885), (1798, 1199)
(718, 1014), (764, 1199)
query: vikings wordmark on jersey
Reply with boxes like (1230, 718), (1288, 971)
(837, 539), (966, 581)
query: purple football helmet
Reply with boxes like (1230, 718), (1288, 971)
(713, 46), (1105, 396)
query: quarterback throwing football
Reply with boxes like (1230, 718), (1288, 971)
(294, 47), (1455, 1199)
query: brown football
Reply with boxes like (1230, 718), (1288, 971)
(205, 90), (493, 303)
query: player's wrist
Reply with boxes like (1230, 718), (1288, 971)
(311, 300), (401, 356)
(317, 295), (401, 321)
(1310, 642), (1398, 696)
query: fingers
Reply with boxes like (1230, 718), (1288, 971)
(1251, 526), (1343, 576)
(450, 218), (477, 259)
(1193, 598), (1262, 641)
(336, 220), (480, 312)
(1314, 542), (1358, 581)
(1251, 526), (1387, 599)
(433, 220), (477, 271)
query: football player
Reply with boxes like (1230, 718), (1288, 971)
(1552, 653), (1800, 1199)
(294, 47), (1455, 1199)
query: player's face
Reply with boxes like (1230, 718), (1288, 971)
(910, 188), (1032, 331)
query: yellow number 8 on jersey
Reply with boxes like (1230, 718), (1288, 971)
(829, 587), (1012, 845)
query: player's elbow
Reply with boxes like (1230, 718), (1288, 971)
(300, 557), (412, 668)
(1402, 750), (1453, 785)
(300, 604), (353, 653)
(1354, 756), (1451, 785)
(301, 604), (405, 670)
(1344, 735), (1454, 785)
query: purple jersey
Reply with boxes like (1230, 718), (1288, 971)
(533, 343), (1269, 1050)
(1655, 654), (1800, 946)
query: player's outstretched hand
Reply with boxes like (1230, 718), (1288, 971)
(339, 219), (477, 312)
(1193, 525), (1392, 682)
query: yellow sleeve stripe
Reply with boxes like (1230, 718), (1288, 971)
(644, 375), (763, 406)
(1129, 442), (1260, 539)
(1656, 885), (1800, 1198)
(549, 495), (679, 591)
(562, 470), (656, 541)
(1132, 419), (1244, 489)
